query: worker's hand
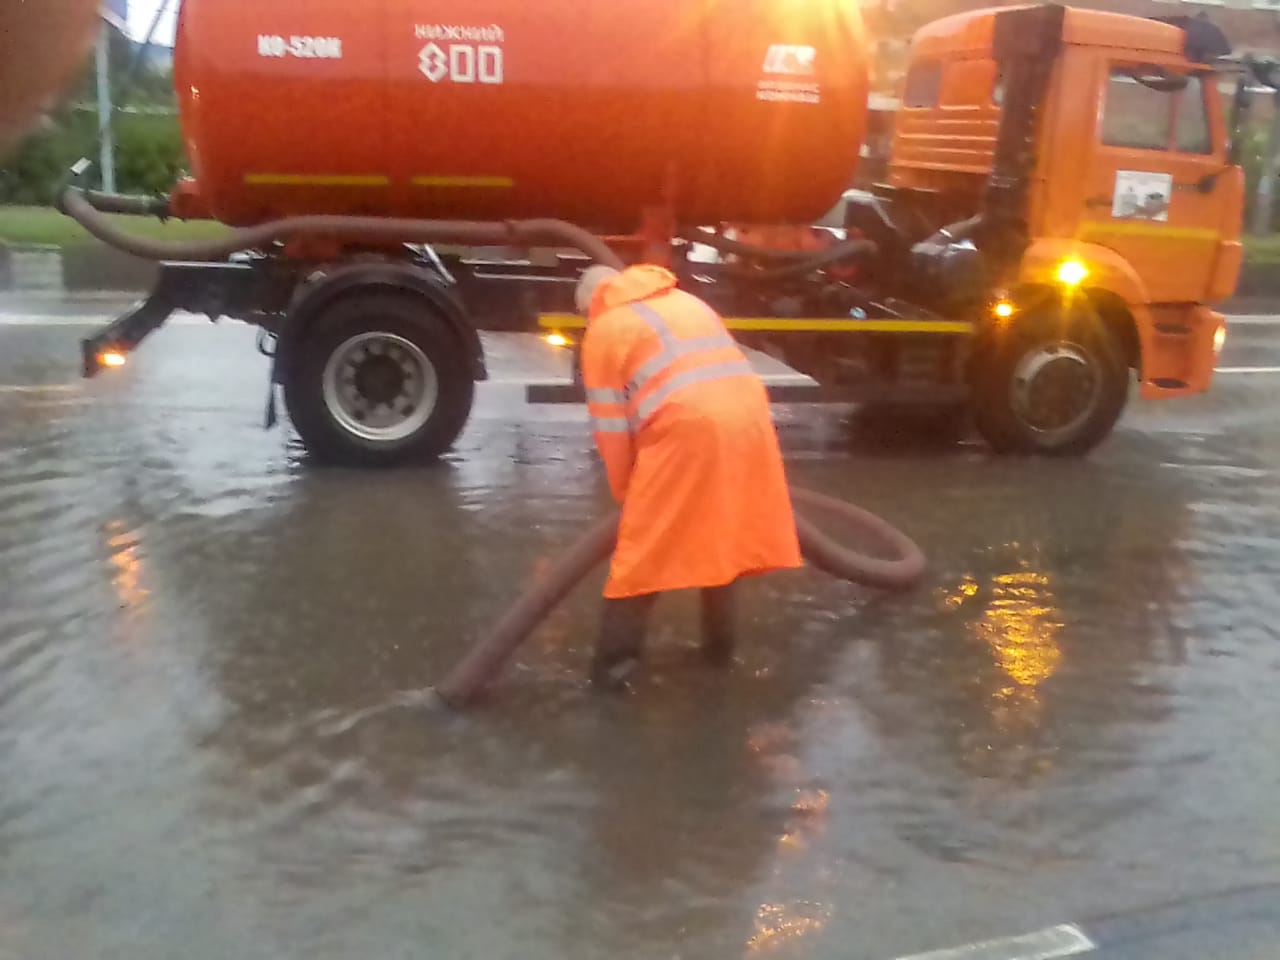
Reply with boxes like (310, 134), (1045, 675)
(0, 0), (101, 155)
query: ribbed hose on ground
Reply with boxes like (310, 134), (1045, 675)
(59, 187), (627, 270)
(434, 486), (925, 707)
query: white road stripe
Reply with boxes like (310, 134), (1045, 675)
(1226, 315), (1280, 325)
(0, 384), (81, 394)
(0, 314), (207, 327)
(0, 291), (139, 302)
(894, 924), (1095, 960)
(1215, 366), (1280, 374)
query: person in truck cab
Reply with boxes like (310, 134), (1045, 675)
(574, 264), (802, 688)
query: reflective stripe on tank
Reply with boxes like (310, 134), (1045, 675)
(628, 301), (738, 395)
(634, 359), (756, 421)
(592, 416), (632, 434)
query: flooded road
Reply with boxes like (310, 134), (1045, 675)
(1, 300), (1278, 960)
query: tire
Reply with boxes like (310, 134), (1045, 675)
(282, 291), (476, 467)
(970, 307), (1129, 456)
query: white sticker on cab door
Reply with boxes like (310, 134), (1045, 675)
(1112, 170), (1172, 222)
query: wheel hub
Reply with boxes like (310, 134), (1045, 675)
(1011, 342), (1100, 436)
(353, 353), (406, 407)
(322, 332), (438, 442)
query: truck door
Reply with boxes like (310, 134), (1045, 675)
(1078, 62), (1226, 303)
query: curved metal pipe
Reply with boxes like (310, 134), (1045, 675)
(681, 226), (878, 267)
(433, 486), (925, 707)
(724, 239), (878, 282)
(923, 214), (983, 247)
(59, 187), (627, 270)
(81, 189), (170, 218)
(680, 227), (821, 261)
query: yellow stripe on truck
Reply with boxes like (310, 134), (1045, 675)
(537, 313), (974, 335)
(244, 173), (390, 187)
(1078, 223), (1219, 243)
(412, 175), (515, 188)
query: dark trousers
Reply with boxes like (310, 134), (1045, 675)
(591, 582), (737, 687)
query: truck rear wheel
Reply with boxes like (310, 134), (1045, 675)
(283, 291), (475, 466)
(971, 309), (1129, 456)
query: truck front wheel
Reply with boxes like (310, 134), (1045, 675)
(283, 292), (476, 466)
(970, 309), (1129, 456)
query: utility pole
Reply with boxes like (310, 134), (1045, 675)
(1253, 88), (1280, 235)
(95, 18), (116, 194)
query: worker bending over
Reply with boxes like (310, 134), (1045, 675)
(576, 264), (802, 688)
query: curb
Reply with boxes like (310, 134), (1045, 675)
(0, 241), (158, 294)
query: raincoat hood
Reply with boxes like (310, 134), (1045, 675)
(590, 265), (679, 319)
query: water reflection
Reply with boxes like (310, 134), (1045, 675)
(948, 566), (1065, 738)
(748, 899), (831, 953)
(104, 521), (150, 614)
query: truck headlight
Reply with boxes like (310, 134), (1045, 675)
(1056, 259), (1089, 287)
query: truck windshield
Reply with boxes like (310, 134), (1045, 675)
(1101, 68), (1211, 154)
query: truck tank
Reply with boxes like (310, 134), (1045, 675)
(173, 0), (870, 231)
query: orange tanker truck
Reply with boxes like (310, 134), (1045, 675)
(60, 0), (1256, 464)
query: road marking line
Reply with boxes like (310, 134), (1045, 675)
(0, 314), (205, 327)
(1226, 315), (1280, 325)
(0, 291), (139, 301)
(1216, 366), (1280, 374)
(894, 924), (1095, 960)
(0, 385), (80, 394)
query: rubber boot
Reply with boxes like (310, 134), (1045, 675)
(701, 582), (738, 667)
(591, 594), (656, 690)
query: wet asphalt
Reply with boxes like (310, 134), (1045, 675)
(0, 295), (1278, 960)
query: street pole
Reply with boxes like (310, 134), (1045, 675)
(1252, 88), (1280, 235)
(95, 19), (116, 194)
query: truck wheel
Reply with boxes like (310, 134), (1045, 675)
(283, 291), (475, 466)
(971, 310), (1129, 456)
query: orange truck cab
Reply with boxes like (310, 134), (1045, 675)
(641, 4), (1251, 457)
(889, 5), (1241, 406)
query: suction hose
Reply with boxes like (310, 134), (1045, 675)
(434, 486), (925, 707)
(58, 186), (627, 270)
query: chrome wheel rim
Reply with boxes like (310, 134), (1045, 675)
(322, 332), (437, 442)
(1010, 341), (1101, 440)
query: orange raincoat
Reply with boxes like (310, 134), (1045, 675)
(581, 265), (802, 598)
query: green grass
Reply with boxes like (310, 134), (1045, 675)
(1242, 233), (1280, 265)
(0, 204), (228, 248)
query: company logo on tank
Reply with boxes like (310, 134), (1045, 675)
(758, 44), (820, 104)
(417, 23), (505, 85)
